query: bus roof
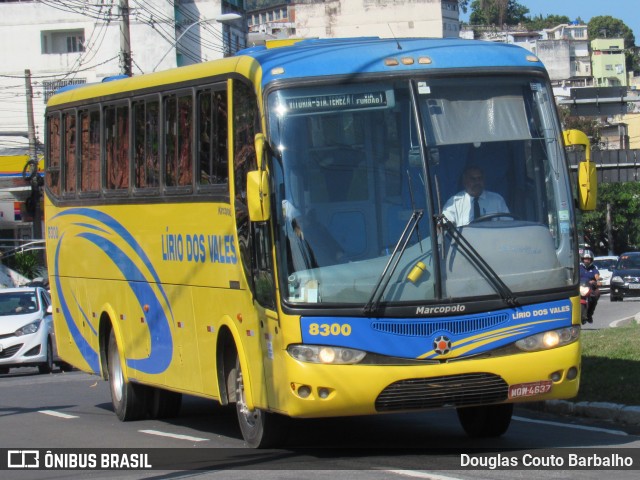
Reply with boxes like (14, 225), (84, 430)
(241, 37), (546, 87)
(47, 37), (545, 107)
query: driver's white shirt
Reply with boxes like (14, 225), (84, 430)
(442, 190), (509, 227)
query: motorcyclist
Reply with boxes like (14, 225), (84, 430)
(579, 249), (600, 323)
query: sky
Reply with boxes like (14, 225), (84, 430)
(460, 0), (640, 40)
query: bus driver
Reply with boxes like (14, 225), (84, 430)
(442, 165), (509, 227)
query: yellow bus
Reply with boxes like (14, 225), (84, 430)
(44, 37), (596, 448)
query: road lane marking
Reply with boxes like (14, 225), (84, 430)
(39, 410), (78, 419)
(386, 471), (464, 480)
(139, 429), (209, 442)
(513, 415), (628, 436)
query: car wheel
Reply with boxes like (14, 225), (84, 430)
(0, 367), (9, 375)
(107, 330), (148, 421)
(38, 339), (54, 374)
(234, 356), (289, 448)
(456, 403), (513, 438)
(610, 295), (621, 302)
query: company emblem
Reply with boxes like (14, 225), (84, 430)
(433, 335), (452, 355)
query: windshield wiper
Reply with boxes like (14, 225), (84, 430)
(436, 214), (518, 307)
(363, 208), (424, 315)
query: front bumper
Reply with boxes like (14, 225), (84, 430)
(0, 331), (48, 368)
(610, 283), (640, 298)
(272, 341), (581, 418)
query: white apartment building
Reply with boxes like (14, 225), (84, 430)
(248, 0), (461, 44)
(0, 0), (243, 154)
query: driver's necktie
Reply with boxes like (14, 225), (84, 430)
(473, 196), (481, 220)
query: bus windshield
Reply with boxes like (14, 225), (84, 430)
(267, 75), (575, 307)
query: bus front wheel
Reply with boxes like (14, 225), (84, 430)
(234, 357), (288, 448)
(456, 403), (513, 438)
(108, 330), (147, 421)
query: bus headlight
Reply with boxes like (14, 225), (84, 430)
(515, 326), (580, 352)
(288, 345), (366, 364)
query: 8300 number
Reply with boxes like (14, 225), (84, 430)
(308, 323), (352, 337)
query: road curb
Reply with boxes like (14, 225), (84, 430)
(524, 400), (640, 427)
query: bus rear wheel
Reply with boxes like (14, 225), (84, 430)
(108, 330), (147, 421)
(456, 403), (513, 438)
(234, 357), (288, 448)
(147, 387), (182, 419)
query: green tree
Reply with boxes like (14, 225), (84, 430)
(588, 16), (636, 73)
(582, 182), (640, 255)
(587, 16), (635, 48)
(524, 14), (571, 31)
(469, 0), (529, 26)
(10, 252), (42, 280)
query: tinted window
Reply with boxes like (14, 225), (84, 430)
(46, 114), (61, 196)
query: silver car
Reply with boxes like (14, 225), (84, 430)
(0, 287), (70, 375)
(593, 255), (618, 293)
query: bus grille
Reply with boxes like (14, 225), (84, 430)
(375, 373), (508, 412)
(371, 313), (508, 337)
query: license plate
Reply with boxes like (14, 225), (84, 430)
(628, 284), (640, 289)
(508, 380), (552, 399)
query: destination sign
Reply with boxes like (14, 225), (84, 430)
(284, 91), (388, 113)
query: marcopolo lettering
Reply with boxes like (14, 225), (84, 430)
(416, 304), (466, 315)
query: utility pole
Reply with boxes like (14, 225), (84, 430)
(24, 69), (42, 240)
(119, 0), (132, 76)
(24, 70), (37, 165)
(606, 202), (614, 255)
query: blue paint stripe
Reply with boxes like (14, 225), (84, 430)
(54, 234), (100, 373)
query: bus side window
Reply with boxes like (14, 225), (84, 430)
(164, 93), (194, 189)
(197, 87), (228, 186)
(133, 98), (160, 189)
(104, 104), (130, 190)
(79, 109), (100, 193)
(46, 113), (61, 197)
(63, 111), (77, 196)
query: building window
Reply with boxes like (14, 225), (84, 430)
(41, 29), (85, 54)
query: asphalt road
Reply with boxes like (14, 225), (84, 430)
(1, 298), (638, 479)
(0, 367), (639, 479)
(585, 292), (640, 330)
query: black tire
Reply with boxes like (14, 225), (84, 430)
(580, 303), (588, 324)
(58, 362), (74, 372)
(38, 339), (54, 374)
(456, 403), (513, 438)
(234, 356), (289, 448)
(147, 387), (182, 419)
(0, 367), (9, 375)
(107, 330), (148, 421)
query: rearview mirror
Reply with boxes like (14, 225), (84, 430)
(563, 129), (596, 211)
(247, 170), (271, 222)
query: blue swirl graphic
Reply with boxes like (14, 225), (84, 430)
(54, 235), (100, 373)
(51, 208), (174, 375)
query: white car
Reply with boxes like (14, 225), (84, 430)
(593, 255), (619, 293)
(0, 287), (70, 375)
